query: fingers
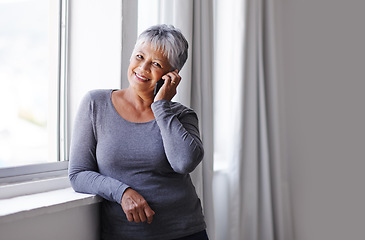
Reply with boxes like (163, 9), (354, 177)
(145, 206), (156, 224)
(126, 212), (134, 222)
(155, 70), (181, 101)
(121, 188), (155, 224)
(136, 205), (155, 224)
(162, 69), (181, 87)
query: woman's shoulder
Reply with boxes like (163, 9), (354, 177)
(79, 89), (113, 104)
(85, 89), (113, 99)
(78, 89), (114, 110)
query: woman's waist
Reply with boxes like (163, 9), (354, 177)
(136, 179), (200, 208)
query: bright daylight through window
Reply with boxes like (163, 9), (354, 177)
(0, 0), (62, 169)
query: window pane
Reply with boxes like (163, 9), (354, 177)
(0, 0), (58, 168)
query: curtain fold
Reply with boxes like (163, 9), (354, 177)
(190, 1), (215, 240)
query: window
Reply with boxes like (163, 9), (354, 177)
(0, 0), (68, 178)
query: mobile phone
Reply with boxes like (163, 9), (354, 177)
(153, 79), (165, 96)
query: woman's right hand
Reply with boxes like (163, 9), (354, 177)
(121, 188), (155, 224)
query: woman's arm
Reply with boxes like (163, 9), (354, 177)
(68, 92), (129, 204)
(151, 100), (204, 174)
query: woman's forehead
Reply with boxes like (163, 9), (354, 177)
(136, 42), (167, 59)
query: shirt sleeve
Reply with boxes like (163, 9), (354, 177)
(151, 100), (204, 174)
(68, 92), (129, 204)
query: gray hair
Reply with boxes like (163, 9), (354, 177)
(132, 24), (189, 71)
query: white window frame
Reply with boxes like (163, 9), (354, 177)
(0, 0), (69, 188)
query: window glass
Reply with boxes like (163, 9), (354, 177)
(0, 0), (58, 168)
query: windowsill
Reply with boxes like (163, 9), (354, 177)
(0, 187), (102, 224)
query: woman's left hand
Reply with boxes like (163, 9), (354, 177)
(121, 188), (155, 224)
(154, 69), (181, 102)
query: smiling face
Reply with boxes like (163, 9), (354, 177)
(128, 43), (173, 94)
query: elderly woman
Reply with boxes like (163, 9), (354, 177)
(68, 25), (208, 240)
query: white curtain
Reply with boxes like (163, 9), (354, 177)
(220, 0), (294, 239)
(138, 0), (215, 239)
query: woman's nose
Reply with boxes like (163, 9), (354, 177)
(140, 62), (150, 72)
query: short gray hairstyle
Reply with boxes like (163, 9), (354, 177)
(132, 24), (189, 71)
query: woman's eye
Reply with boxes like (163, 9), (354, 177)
(136, 54), (143, 60)
(153, 62), (162, 68)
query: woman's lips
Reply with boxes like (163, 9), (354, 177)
(135, 72), (150, 81)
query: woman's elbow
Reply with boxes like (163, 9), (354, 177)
(172, 148), (204, 174)
(68, 172), (78, 189)
(68, 170), (84, 192)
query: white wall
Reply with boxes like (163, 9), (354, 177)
(276, 0), (365, 239)
(0, 204), (99, 240)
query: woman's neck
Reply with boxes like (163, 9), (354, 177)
(124, 87), (154, 111)
(111, 87), (155, 123)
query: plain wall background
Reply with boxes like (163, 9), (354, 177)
(276, 0), (365, 239)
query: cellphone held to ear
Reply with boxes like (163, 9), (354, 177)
(154, 79), (165, 96)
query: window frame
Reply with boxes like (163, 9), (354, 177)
(0, 161), (68, 185)
(0, 0), (69, 184)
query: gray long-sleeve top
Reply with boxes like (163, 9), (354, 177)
(68, 89), (206, 240)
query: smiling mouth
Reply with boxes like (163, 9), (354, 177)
(135, 72), (151, 81)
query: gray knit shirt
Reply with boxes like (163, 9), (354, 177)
(68, 89), (206, 240)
